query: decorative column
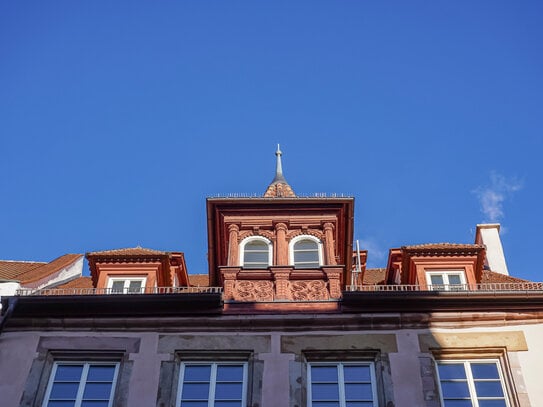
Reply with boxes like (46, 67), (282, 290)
(274, 222), (288, 265)
(272, 268), (291, 300)
(227, 224), (240, 266)
(221, 268), (239, 300)
(323, 222), (337, 265)
(322, 266), (342, 299)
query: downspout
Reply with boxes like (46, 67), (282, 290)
(0, 296), (18, 335)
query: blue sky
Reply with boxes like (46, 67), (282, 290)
(1, 1), (542, 281)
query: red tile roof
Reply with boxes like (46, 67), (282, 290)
(17, 254), (83, 284)
(0, 254), (82, 284)
(403, 243), (485, 250)
(362, 268), (386, 285)
(0, 260), (45, 280)
(188, 274), (210, 287)
(481, 270), (530, 284)
(55, 276), (94, 289)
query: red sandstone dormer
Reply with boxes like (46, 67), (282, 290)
(207, 147), (354, 301)
(385, 244), (486, 289)
(86, 247), (189, 293)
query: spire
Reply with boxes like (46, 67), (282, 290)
(264, 144), (296, 198)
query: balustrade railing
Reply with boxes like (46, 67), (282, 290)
(15, 286), (223, 296)
(346, 282), (543, 292)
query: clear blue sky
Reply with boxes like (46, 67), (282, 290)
(1, 1), (542, 281)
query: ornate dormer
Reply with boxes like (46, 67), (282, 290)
(207, 148), (354, 305)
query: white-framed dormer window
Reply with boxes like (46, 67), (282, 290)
(289, 235), (323, 269)
(426, 270), (466, 291)
(239, 236), (272, 269)
(107, 277), (147, 294)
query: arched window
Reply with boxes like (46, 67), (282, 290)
(240, 236), (272, 269)
(290, 235), (322, 268)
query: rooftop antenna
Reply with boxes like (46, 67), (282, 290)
(352, 240), (362, 286)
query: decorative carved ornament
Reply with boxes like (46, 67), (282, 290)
(237, 230), (275, 242)
(288, 280), (329, 301)
(233, 280), (274, 302)
(286, 229), (325, 241)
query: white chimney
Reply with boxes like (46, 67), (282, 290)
(475, 224), (509, 276)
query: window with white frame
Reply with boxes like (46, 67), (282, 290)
(240, 236), (272, 269)
(426, 270), (466, 291)
(176, 362), (248, 407)
(290, 235), (322, 268)
(436, 360), (510, 407)
(308, 362), (377, 407)
(107, 277), (147, 294)
(42, 361), (119, 407)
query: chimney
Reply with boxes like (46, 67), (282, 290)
(475, 224), (509, 276)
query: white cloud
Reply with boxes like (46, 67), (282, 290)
(357, 238), (387, 267)
(474, 172), (523, 223)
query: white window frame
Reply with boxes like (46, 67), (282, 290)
(106, 276), (147, 294)
(176, 361), (248, 407)
(289, 235), (323, 268)
(42, 361), (120, 407)
(436, 359), (511, 407)
(426, 270), (466, 291)
(307, 361), (378, 407)
(239, 236), (272, 269)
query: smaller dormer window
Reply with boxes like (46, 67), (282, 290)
(425, 270), (466, 291)
(290, 235), (323, 268)
(107, 277), (147, 294)
(240, 236), (272, 269)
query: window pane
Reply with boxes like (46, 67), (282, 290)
(478, 401), (507, 407)
(312, 383), (339, 400)
(128, 280), (142, 293)
(50, 383), (80, 399)
(430, 275), (444, 285)
(81, 402), (110, 407)
(111, 281), (124, 292)
(313, 403), (340, 407)
(438, 364), (467, 380)
(215, 401), (242, 407)
(87, 365), (116, 381)
(294, 251), (319, 263)
(244, 252), (268, 263)
(471, 363), (499, 379)
(346, 403), (374, 407)
(182, 383), (210, 400)
(184, 365), (211, 382)
(245, 241), (268, 250)
(83, 383), (113, 399)
(216, 365), (244, 381)
(215, 383), (243, 399)
(344, 383), (373, 400)
(54, 365), (84, 381)
(311, 366), (338, 382)
(343, 366), (371, 382)
(441, 381), (470, 398)
(474, 381), (504, 398)
(443, 401), (473, 407)
(448, 274), (462, 285)
(179, 402), (209, 407)
(295, 240), (318, 250)
(47, 402), (76, 407)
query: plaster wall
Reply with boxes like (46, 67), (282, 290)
(1, 323), (542, 407)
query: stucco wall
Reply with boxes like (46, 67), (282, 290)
(0, 322), (540, 407)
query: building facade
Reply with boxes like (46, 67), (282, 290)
(1, 148), (542, 407)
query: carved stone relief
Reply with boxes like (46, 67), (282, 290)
(287, 280), (329, 301)
(233, 280), (274, 302)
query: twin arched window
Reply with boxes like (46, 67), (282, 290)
(239, 235), (322, 269)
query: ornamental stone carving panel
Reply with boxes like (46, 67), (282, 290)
(233, 280), (274, 302)
(287, 280), (329, 301)
(286, 229), (324, 241)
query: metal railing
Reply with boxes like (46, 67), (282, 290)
(346, 283), (543, 293)
(15, 286), (223, 296)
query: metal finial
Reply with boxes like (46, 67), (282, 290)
(275, 144), (283, 178)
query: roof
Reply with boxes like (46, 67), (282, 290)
(0, 260), (45, 280)
(188, 274), (210, 287)
(403, 243), (485, 250)
(0, 254), (82, 284)
(481, 270), (530, 284)
(55, 276), (94, 289)
(86, 247), (166, 256)
(362, 268), (386, 285)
